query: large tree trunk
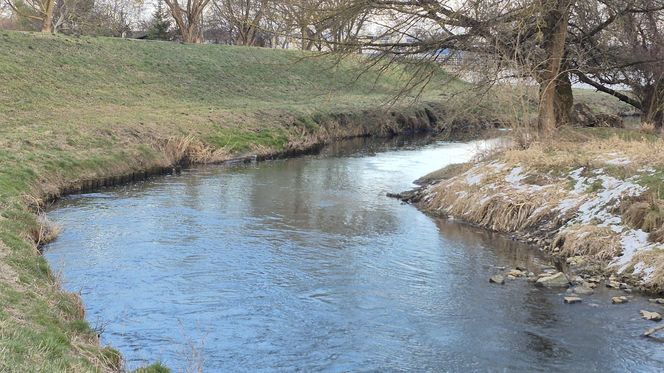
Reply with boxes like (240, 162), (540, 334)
(536, 0), (573, 135)
(41, 0), (55, 33)
(554, 71), (573, 125)
(180, 24), (203, 43)
(642, 81), (664, 129)
(164, 0), (207, 43)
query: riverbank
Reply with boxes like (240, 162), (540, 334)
(398, 127), (664, 296)
(0, 30), (501, 372)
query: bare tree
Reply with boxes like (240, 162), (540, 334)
(212, 0), (269, 46)
(5, 0), (57, 32)
(327, 0), (664, 134)
(327, 0), (579, 133)
(164, 0), (211, 42)
(570, 0), (664, 128)
(275, 0), (322, 50)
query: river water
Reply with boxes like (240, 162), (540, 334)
(45, 136), (664, 372)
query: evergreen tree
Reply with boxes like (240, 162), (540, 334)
(146, 0), (172, 40)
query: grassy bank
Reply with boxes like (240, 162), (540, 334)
(0, 30), (471, 372)
(410, 127), (664, 292)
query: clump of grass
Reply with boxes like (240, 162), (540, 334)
(422, 163), (568, 232)
(621, 195), (664, 243)
(551, 224), (621, 260)
(641, 121), (658, 134)
(651, 228), (664, 244)
(586, 179), (604, 193)
(133, 363), (171, 372)
(30, 214), (62, 247)
(627, 248), (664, 291)
(159, 136), (229, 166)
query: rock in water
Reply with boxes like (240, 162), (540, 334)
(640, 310), (662, 322)
(606, 281), (621, 289)
(490, 274), (505, 285)
(507, 269), (524, 277)
(572, 285), (595, 295)
(587, 277), (601, 284)
(649, 298), (664, 304)
(564, 296), (582, 304)
(612, 296), (629, 304)
(535, 272), (570, 288)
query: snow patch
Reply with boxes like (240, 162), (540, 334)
(489, 162), (506, 171)
(505, 166), (525, 185)
(614, 229), (652, 271)
(464, 165), (485, 186)
(602, 153), (632, 166)
(633, 261), (656, 280)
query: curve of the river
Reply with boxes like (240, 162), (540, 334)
(45, 136), (664, 372)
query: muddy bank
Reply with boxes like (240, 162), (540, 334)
(393, 134), (664, 296)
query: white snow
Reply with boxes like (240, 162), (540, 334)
(505, 166), (525, 185)
(489, 162), (506, 171)
(613, 229), (652, 271)
(602, 153), (632, 166)
(464, 165), (485, 185)
(465, 172), (483, 185)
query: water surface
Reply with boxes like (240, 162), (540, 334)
(46, 136), (664, 372)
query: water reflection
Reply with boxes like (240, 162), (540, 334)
(45, 136), (664, 372)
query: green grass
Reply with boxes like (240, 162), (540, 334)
(573, 88), (639, 117)
(639, 169), (664, 200)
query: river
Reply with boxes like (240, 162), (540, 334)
(45, 136), (664, 372)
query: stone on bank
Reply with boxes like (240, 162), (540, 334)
(535, 272), (570, 288)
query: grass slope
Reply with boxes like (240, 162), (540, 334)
(0, 31), (462, 372)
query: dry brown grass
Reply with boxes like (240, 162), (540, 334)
(159, 136), (229, 165)
(651, 228), (664, 244)
(621, 195), (664, 243)
(552, 225), (622, 260)
(30, 215), (62, 247)
(503, 132), (664, 172)
(509, 128), (539, 150)
(629, 249), (664, 291)
(422, 163), (568, 232)
(641, 122), (657, 134)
